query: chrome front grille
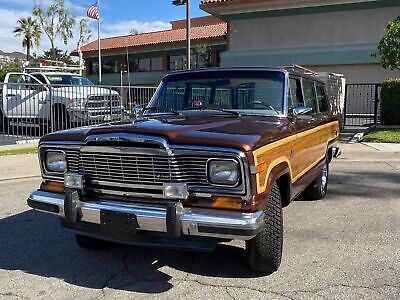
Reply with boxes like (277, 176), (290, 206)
(65, 149), (80, 173)
(86, 100), (121, 109)
(41, 142), (247, 200)
(80, 152), (209, 185)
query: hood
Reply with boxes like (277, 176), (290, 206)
(49, 86), (119, 99)
(40, 114), (294, 151)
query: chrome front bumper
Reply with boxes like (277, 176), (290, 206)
(27, 190), (264, 240)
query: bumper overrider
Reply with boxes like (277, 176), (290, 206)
(27, 190), (265, 241)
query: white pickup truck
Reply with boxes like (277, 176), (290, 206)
(0, 72), (123, 132)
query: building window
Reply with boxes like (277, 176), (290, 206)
(102, 59), (121, 74)
(138, 58), (151, 72)
(91, 60), (121, 74)
(91, 62), (99, 74)
(169, 55), (185, 71)
(128, 57), (163, 72)
(151, 57), (163, 71)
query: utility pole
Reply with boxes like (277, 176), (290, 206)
(173, 0), (191, 69)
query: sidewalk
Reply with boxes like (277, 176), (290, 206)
(0, 143), (40, 181)
(337, 142), (400, 161)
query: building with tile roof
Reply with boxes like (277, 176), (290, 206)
(200, 0), (400, 84)
(74, 16), (227, 86)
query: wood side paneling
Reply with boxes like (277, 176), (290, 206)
(253, 121), (339, 194)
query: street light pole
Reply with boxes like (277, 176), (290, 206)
(186, 0), (191, 70)
(173, 0), (191, 70)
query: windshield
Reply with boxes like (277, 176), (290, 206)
(46, 75), (94, 86)
(147, 71), (285, 116)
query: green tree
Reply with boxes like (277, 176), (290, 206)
(41, 47), (75, 65)
(33, 0), (76, 60)
(130, 28), (142, 35)
(378, 16), (400, 70)
(13, 16), (42, 61)
(193, 44), (213, 68)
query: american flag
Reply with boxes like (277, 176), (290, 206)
(87, 2), (100, 20)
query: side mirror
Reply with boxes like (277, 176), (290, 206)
(293, 105), (313, 116)
(132, 105), (143, 118)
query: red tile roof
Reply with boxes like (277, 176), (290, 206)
(201, 0), (234, 3)
(200, 0), (272, 7)
(77, 21), (227, 55)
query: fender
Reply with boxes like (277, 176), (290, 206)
(246, 161), (292, 212)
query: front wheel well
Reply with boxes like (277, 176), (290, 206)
(276, 173), (291, 208)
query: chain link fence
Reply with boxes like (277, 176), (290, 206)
(0, 82), (157, 144)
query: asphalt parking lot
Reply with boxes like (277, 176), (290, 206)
(0, 145), (399, 299)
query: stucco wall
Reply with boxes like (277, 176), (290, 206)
(221, 6), (400, 83)
(229, 6), (400, 51)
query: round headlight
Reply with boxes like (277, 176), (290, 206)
(207, 159), (240, 186)
(45, 151), (67, 173)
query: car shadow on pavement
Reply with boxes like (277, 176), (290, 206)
(0, 210), (264, 294)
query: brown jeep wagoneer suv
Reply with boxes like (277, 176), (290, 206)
(28, 66), (340, 273)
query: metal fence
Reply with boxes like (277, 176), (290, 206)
(0, 82), (157, 144)
(343, 83), (381, 127)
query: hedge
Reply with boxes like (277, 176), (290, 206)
(380, 79), (400, 125)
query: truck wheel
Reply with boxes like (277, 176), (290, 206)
(304, 158), (329, 200)
(75, 234), (110, 249)
(52, 106), (70, 132)
(246, 182), (283, 274)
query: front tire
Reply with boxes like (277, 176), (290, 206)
(75, 234), (110, 249)
(246, 182), (283, 274)
(304, 158), (329, 200)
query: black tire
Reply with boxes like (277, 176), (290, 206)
(0, 110), (8, 133)
(51, 105), (70, 132)
(75, 234), (110, 249)
(246, 182), (283, 274)
(304, 158), (329, 200)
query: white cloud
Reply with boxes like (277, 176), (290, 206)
(100, 20), (171, 38)
(0, 7), (170, 56)
(0, 8), (34, 53)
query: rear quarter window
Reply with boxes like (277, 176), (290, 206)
(302, 79), (317, 113)
(316, 83), (329, 112)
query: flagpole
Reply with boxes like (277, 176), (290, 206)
(97, 0), (102, 84)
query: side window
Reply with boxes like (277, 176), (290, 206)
(316, 83), (329, 112)
(289, 78), (302, 109)
(7, 74), (27, 90)
(31, 74), (47, 85)
(302, 79), (317, 113)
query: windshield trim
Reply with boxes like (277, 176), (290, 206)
(147, 70), (289, 117)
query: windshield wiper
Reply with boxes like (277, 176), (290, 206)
(143, 107), (181, 115)
(267, 105), (280, 115)
(183, 106), (241, 117)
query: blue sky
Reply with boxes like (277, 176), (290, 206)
(0, 0), (207, 54)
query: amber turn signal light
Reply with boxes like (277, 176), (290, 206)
(41, 181), (65, 194)
(257, 162), (267, 173)
(210, 196), (243, 210)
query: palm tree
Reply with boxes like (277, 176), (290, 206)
(14, 17), (42, 61)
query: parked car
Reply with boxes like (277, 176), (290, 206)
(27, 66), (340, 273)
(0, 72), (124, 132)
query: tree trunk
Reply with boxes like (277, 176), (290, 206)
(51, 39), (56, 61)
(26, 42), (30, 62)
